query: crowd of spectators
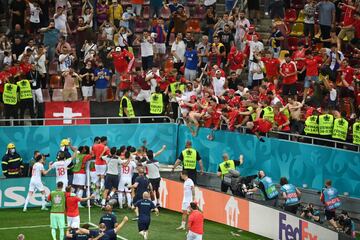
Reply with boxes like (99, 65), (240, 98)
(0, 0), (359, 146)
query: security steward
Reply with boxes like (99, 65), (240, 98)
(245, 170), (279, 207)
(217, 153), (244, 193)
(172, 141), (204, 185)
(2, 143), (24, 178)
(261, 102), (274, 124)
(304, 109), (319, 136)
(332, 113), (349, 141)
(167, 71), (185, 119)
(119, 89), (135, 123)
(150, 87), (165, 122)
(318, 109), (334, 138)
(17, 78), (35, 125)
(352, 120), (360, 145)
(3, 79), (19, 126)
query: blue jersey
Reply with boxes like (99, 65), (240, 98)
(185, 50), (199, 70)
(94, 68), (110, 89)
(99, 213), (117, 230)
(135, 199), (155, 220)
(68, 229), (90, 240)
(91, 229), (116, 240)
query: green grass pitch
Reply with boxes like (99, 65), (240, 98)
(0, 207), (269, 240)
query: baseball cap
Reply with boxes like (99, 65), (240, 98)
(115, 47), (121, 52)
(215, 70), (221, 74)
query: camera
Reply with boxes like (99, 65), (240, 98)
(42, 153), (50, 157)
(223, 170), (258, 198)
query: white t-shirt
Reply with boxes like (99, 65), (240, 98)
(120, 160), (137, 178)
(212, 77), (226, 96)
(29, 3), (41, 23)
(118, 33), (129, 47)
(102, 156), (121, 175)
(104, 26), (115, 41)
(171, 40), (186, 63)
(31, 162), (44, 183)
(183, 178), (194, 203)
(52, 159), (72, 183)
(144, 160), (160, 179)
(59, 54), (74, 72)
(83, 14), (93, 28)
(54, 13), (67, 34)
(250, 61), (264, 80)
(36, 53), (47, 74)
(140, 38), (154, 57)
(249, 41), (264, 61)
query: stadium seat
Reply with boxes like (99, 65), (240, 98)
(296, 10), (305, 22)
(290, 23), (304, 37)
(48, 60), (58, 75)
(143, 6), (150, 19)
(52, 89), (64, 102)
(187, 19), (201, 33)
(50, 75), (63, 89)
(284, 9), (297, 22)
(164, 58), (174, 73)
(194, 5), (206, 19)
(287, 37), (299, 50)
(42, 89), (51, 102)
(135, 20), (146, 33)
(106, 87), (114, 101)
(160, 7), (171, 19)
(279, 50), (289, 61)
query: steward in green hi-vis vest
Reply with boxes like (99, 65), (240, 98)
(17, 79), (33, 100)
(219, 160), (235, 178)
(119, 95), (135, 118)
(318, 114), (334, 135)
(304, 115), (318, 134)
(170, 82), (185, 94)
(262, 106), (274, 123)
(2, 83), (18, 105)
(353, 122), (360, 145)
(247, 106), (257, 121)
(182, 148), (197, 169)
(150, 93), (163, 114)
(332, 118), (349, 141)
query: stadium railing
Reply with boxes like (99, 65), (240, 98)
(175, 117), (360, 152)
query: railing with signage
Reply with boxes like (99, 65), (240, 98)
(176, 117), (360, 152)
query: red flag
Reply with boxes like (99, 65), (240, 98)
(45, 102), (90, 125)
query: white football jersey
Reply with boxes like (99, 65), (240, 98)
(52, 159), (72, 183)
(120, 160), (137, 178)
(183, 178), (194, 203)
(31, 162), (44, 182)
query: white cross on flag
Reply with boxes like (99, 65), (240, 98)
(45, 102), (90, 125)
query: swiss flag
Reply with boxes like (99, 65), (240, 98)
(45, 102), (90, 125)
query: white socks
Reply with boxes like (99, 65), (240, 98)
(118, 193), (123, 208)
(100, 179), (105, 190)
(23, 195), (30, 210)
(181, 221), (186, 228)
(126, 193), (132, 207)
(41, 194), (46, 208)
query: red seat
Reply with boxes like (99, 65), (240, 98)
(50, 75), (63, 89)
(42, 89), (51, 102)
(284, 9), (297, 22)
(135, 20), (145, 32)
(194, 5), (206, 19)
(160, 7), (171, 19)
(52, 89), (64, 102)
(143, 6), (150, 19)
(187, 19), (201, 33)
(287, 37), (299, 50)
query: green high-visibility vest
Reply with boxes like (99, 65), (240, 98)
(170, 82), (185, 93)
(72, 153), (85, 173)
(219, 160), (235, 178)
(353, 122), (360, 145)
(318, 114), (334, 135)
(247, 106), (257, 121)
(263, 106), (274, 123)
(3, 83), (18, 105)
(150, 93), (163, 114)
(332, 118), (348, 141)
(182, 148), (197, 169)
(119, 96), (135, 118)
(50, 190), (65, 213)
(17, 79), (33, 100)
(283, 108), (291, 120)
(304, 115), (318, 135)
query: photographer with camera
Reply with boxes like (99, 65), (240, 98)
(279, 177), (301, 214)
(337, 211), (356, 239)
(217, 153), (243, 194)
(300, 203), (321, 223)
(245, 170), (279, 207)
(320, 179), (342, 230)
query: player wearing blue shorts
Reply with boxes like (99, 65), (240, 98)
(134, 192), (159, 240)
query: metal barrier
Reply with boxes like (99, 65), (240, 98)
(0, 116), (173, 126)
(176, 117), (360, 152)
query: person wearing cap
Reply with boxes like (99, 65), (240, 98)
(172, 141), (204, 185)
(187, 202), (204, 240)
(217, 153), (244, 193)
(2, 143), (23, 178)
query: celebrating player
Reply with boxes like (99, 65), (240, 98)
(23, 154), (52, 212)
(92, 136), (110, 202)
(134, 191), (159, 240)
(177, 170), (195, 230)
(51, 151), (77, 191)
(118, 151), (137, 208)
(72, 146), (92, 199)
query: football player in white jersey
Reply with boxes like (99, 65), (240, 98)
(50, 150), (77, 191)
(177, 170), (195, 230)
(118, 151), (137, 208)
(23, 154), (52, 212)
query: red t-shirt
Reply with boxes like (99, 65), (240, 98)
(262, 57), (280, 77)
(354, 19), (360, 38)
(305, 58), (319, 77)
(252, 119), (272, 133)
(292, 49), (306, 70)
(66, 194), (81, 217)
(342, 66), (355, 85)
(228, 51), (244, 70)
(112, 50), (134, 74)
(342, 5), (355, 27)
(92, 143), (109, 165)
(188, 210), (204, 235)
(274, 112), (290, 131)
(119, 74), (133, 90)
(281, 61), (297, 84)
(134, 74), (151, 90)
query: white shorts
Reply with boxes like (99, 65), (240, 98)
(81, 86), (93, 97)
(73, 173), (86, 186)
(67, 216), (80, 228)
(187, 230), (203, 240)
(29, 181), (44, 192)
(136, 89), (151, 102)
(154, 43), (166, 54)
(182, 201), (190, 211)
(90, 171), (98, 184)
(118, 177), (132, 192)
(95, 164), (107, 176)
